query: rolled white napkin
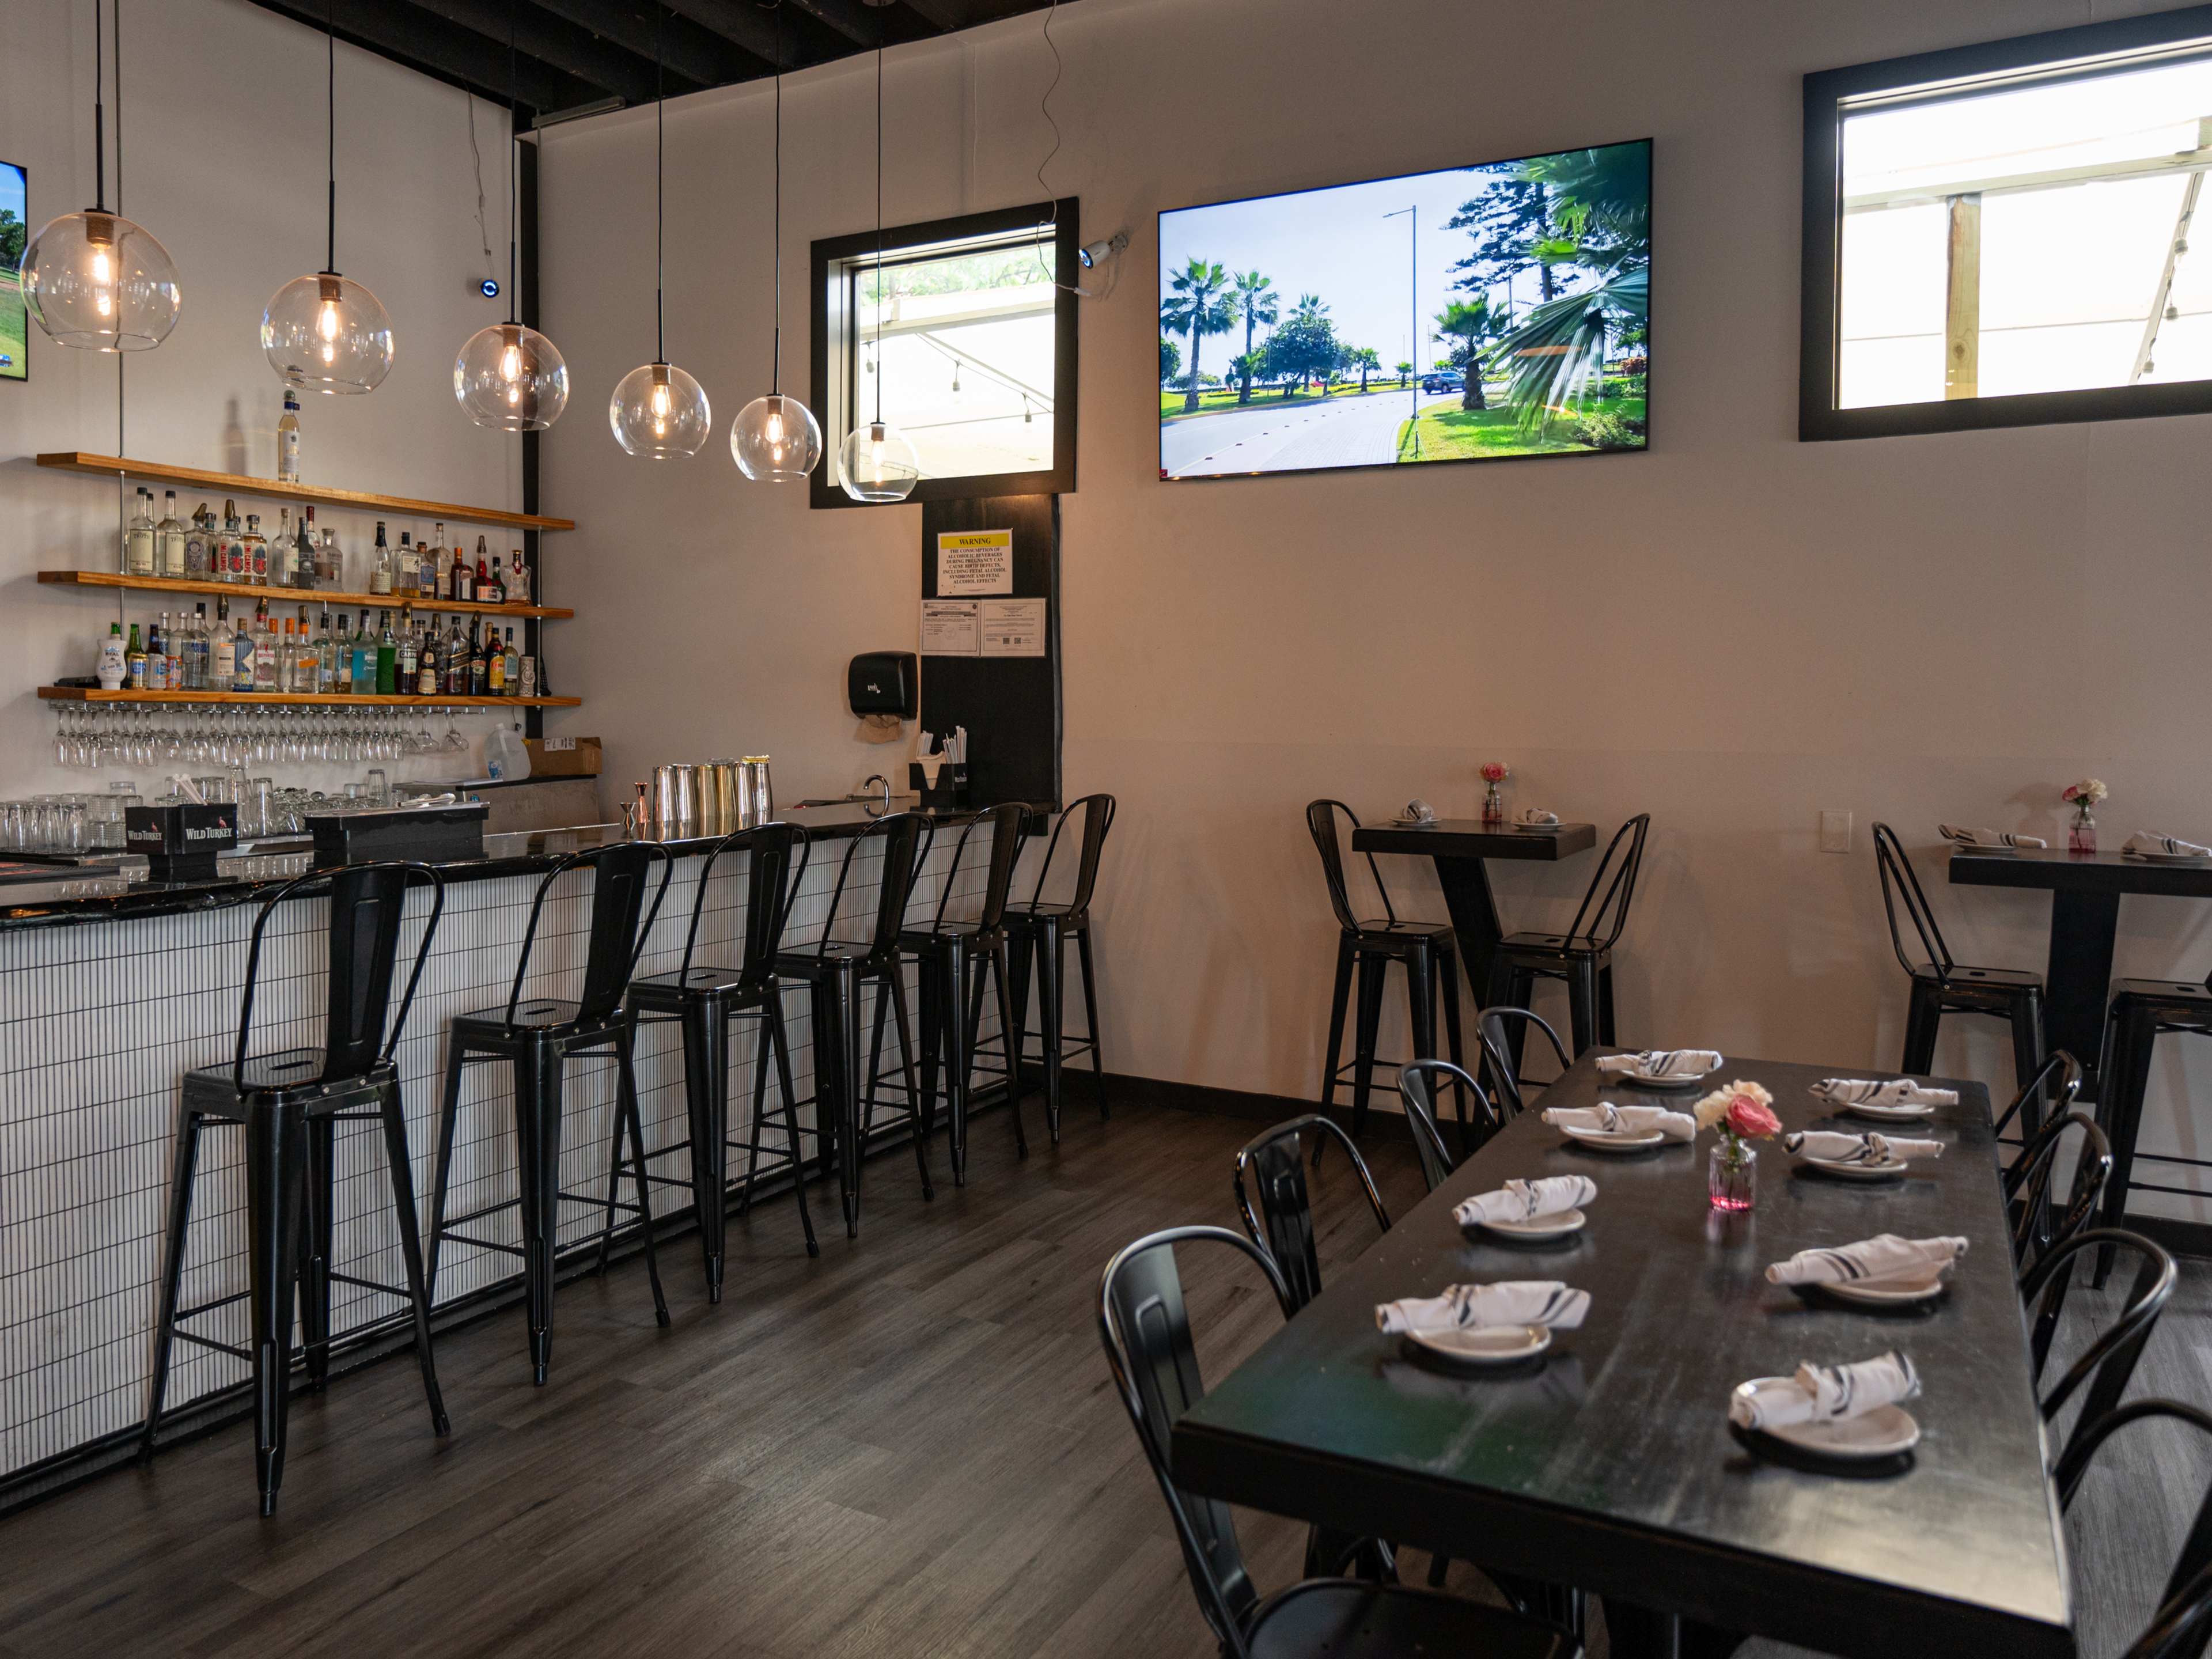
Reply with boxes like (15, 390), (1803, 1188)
(1455, 1175), (1597, 1228)
(1544, 1103), (1697, 1142)
(1515, 807), (1560, 827)
(1600, 1048), (1722, 1080)
(1729, 1351), (1920, 1431)
(1402, 799), (1437, 824)
(1810, 1078), (1959, 1108)
(1784, 1130), (1944, 1164)
(1766, 1234), (1969, 1286)
(1376, 1280), (1591, 1336)
(1939, 824), (2048, 850)
(2124, 832), (2212, 857)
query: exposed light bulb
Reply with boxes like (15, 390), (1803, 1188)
(766, 408), (784, 444)
(317, 298), (341, 341)
(651, 379), (673, 417)
(90, 247), (112, 285)
(499, 340), (522, 381)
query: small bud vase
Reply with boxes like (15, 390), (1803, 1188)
(1709, 1142), (1756, 1211)
(1482, 782), (1504, 826)
(2069, 803), (2097, 855)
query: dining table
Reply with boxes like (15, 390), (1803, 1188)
(1170, 1052), (2071, 1659)
(1949, 844), (2212, 1101)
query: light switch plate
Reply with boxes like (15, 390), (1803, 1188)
(1820, 810), (1853, 854)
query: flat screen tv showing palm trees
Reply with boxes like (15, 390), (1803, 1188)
(1158, 140), (1649, 480)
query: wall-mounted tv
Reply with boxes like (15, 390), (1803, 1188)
(1158, 139), (1649, 480)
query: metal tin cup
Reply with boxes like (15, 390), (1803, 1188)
(706, 760), (740, 834)
(737, 756), (773, 827)
(652, 763), (699, 831)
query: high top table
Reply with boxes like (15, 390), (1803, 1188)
(1171, 1052), (2070, 1659)
(1950, 845), (2212, 1100)
(1350, 819), (1597, 1011)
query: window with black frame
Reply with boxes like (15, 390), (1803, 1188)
(810, 199), (1079, 507)
(1803, 6), (2212, 440)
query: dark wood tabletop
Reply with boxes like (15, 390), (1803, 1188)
(1351, 819), (1597, 861)
(1949, 845), (2212, 897)
(1171, 1053), (2070, 1659)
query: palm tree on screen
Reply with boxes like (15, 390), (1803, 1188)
(1433, 298), (1502, 410)
(1348, 346), (1380, 393)
(1395, 359), (1414, 388)
(1162, 257), (1235, 412)
(1229, 270), (1278, 404)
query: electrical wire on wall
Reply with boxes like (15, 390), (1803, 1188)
(467, 92), (497, 293)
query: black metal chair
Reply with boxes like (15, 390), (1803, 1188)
(1306, 800), (1468, 1149)
(1487, 815), (1650, 1056)
(1476, 1005), (1572, 1120)
(1096, 1225), (1580, 1659)
(2052, 1399), (2212, 1659)
(2094, 965), (2212, 1286)
(624, 823), (817, 1297)
(887, 802), (1029, 1184)
(772, 810), (931, 1237)
(2007, 1110), (2112, 1286)
(1994, 1050), (2084, 1165)
(1872, 822), (2049, 1127)
(428, 841), (674, 1386)
(1233, 1115), (1391, 1313)
(1398, 1059), (1505, 1187)
(1002, 791), (1116, 1141)
(2019, 1227), (2175, 1468)
(143, 862), (449, 1515)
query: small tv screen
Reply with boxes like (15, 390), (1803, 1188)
(1, 161), (25, 382)
(1158, 139), (1649, 480)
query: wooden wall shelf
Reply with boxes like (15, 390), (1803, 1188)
(39, 688), (580, 708)
(38, 570), (572, 620)
(34, 453), (575, 534)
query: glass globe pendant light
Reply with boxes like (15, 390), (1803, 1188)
(836, 8), (920, 503)
(262, 2), (391, 393)
(731, 2), (821, 482)
(456, 5), (569, 430)
(610, 3), (710, 457)
(21, 0), (181, 352)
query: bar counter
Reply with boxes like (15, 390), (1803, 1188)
(0, 798), (1009, 1498)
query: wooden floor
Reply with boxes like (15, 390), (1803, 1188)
(0, 1099), (2202, 1659)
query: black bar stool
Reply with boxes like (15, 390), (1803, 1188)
(1305, 799), (1468, 1146)
(2093, 966), (2212, 1285)
(143, 861), (449, 1516)
(1001, 792), (1116, 1142)
(428, 841), (674, 1386)
(772, 810), (931, 1238)
(624, 823), (817, 1300)
(884, 802), (1031, 1183)
(1872, 822), (2049, 1128)
(1487, 814), (1650, 1057)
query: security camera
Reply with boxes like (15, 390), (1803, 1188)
(475, 277), (501, 300)
(1080, 231), (1128, 270)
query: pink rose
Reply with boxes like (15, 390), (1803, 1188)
(1725, 1094), (1781, 1139)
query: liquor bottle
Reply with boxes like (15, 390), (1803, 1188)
(252, 600), (278, 692)
(168, 614), (185, 691)
(395, 531), (418, 597)
(124, 623), (147, 688)
(444, 615), (469, 695)
(185, 603), (210, 690)
(507, 547), (529, 605)
(313, 516), (340, 588)
(486, 626), (505, 694)
(146, 618), (168, 691)
(229, 600), (252, 691)
(97, 621), (127, 690)
(157, 491), (188, 578)
(126, 488), (156, 575)
(351, 613), (376, 693)
(218, 499), (245, 584)
(271, 507), (294, 587)
(466, 619), (488, 696)
(502, 627), (521, 696)
(419, 523), (443, 600)
(374, 610), (398, 695)
(291, 512), (317, 592)
(369, 521), (393, 595)
(396, 605), (418, 689)
(331, 612), (353, 692)
(211, 599), (236, 688)
(244, 513), (270, 587)
(184, 502), (214, 578)
(314, 611), (335, 692)
(416, 621), (439, 695)
(277, 390), (301, 482)
(475, 542), (494, 602)
(479, 549), (505, 606)
(453, 536), (478, 603)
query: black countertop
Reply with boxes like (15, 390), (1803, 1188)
(0, 796), (986, 933)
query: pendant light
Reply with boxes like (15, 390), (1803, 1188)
(610, 2), (710, 457)
(22, 0), (181, 352)
(836, 6), (920, 503)
(455, 1), (570, 430)
(731, 1), (821, 482)
(262, 0), (391, 393)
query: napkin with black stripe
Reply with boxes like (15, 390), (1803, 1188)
(1599, 1049), (1722, 1080)
(1810, 1078), (1959, 1108)
(1376, 1281), (1590, 1335)
(1939, 824), (2047, 849)
(1766, 1234), (1967, 1286)
(1729, 1351), (1920, 1431)
(2124, 832), (2212, 857)
(1785, 1130), (1943, 1164)
(1455, 1175), (1597, 1228)
(1544, 1104), (1697, 1141)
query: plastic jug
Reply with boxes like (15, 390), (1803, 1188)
(483, 721), (532, 782)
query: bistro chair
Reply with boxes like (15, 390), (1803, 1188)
(1233, 1115), (1391, 1313)
(623, 822), (817, 1298)
(1993, 1050), (2084, 1165)
(2008, 1110), (2112, 1283)
(1306, 800), (1469, 1150)
(2052, 1399), (2212, 1659)
(2019, 1228), (2175, 1465)
(143, 862), (449, 1515)
(428, 842), (675, 1387)
(1487, 815), (1651, 1056)
(1096, 1225), (1580, 1659)
(1400, 1058), (1506, 1183)
(2093, 965), (2212, 1286)
(885, 802), (1029, 1184)
(772, 810), (931, 1237)
(1477, 1005), (1573, 1119)
(1001, 791), (1116, 1140)
(1872, 822), (2050, 1124)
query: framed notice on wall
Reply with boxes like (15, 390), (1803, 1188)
(1, 161), (26, 382)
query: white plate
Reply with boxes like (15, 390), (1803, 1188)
(1798, 1154), (1911, 1181)
(1476, 1207), (1587, 1240)
(1819, 1268), (1948, 1305)
(1406, 1324), (1552, 1366)
(1562, 1125), (1668, 1153)
(1597, 1067), (1715, 1092)
(1388, 817), (1440, 829)
(1511, 822), (1564, 834)
(1735, 1380), (1922, 1459)
(1835, 1100), (1936, 1122)
(2126, 850), (2212, 864)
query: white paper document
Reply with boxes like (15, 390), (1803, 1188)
(920, 600), (981, 656)
(936, 530), (1013, 595)
(979, 598), (1047, 657)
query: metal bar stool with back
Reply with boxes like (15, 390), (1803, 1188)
(1002, 791), (1116, 1142)
(143, 861), (450, 1515)
(1486, 815), (1650, 1060)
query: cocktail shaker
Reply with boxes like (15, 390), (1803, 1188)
(737, 756), (773, 827)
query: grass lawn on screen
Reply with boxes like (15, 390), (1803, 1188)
(1395, 392), (1646, 461)
(0, 270), (25, 380)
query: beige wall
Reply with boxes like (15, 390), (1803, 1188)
(519, 0), (2212, 1219)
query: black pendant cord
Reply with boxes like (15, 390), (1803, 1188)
(872, 9), (884, 427)
(323, 0), (336, 275)
(770, 0), (783, 396)
(109, 0), (120, 212)
(654, 1), (665, 366)
(90, 0), (106, 211)
(502, 1), (519, 328)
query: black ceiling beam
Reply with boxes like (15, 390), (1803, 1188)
(782, 0), (899, 44)
(659, 0), (806, 62)
(896, 0), (970, 31)
(245, 0), (595, 109)
(398, 0), (682, 103)
(529, 0), (770, 83)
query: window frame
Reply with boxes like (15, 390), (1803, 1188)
(1801, 5), (2212, 441)
(809, 198), (1080, 509)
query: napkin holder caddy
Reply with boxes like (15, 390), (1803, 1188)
(307, 802), (488, 867)
(908, 762), (968, 809)
(125, 804), (240, 879)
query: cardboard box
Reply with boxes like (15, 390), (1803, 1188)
(525, 736), (602, 778)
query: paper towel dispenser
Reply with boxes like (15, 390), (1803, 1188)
(848, 652), (918, 719)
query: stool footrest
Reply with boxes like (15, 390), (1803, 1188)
(327, 1270), (412, 1297)
(2131, 1150), (2212, 1171)
(171, 1328), (253, 1362)
(434, 1232), (526, 1259)
(176, 1289), (252, 1321)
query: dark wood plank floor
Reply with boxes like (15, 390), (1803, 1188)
(0, 1099), (2202, 1659)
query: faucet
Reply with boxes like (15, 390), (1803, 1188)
(862, 774), (892, 813)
